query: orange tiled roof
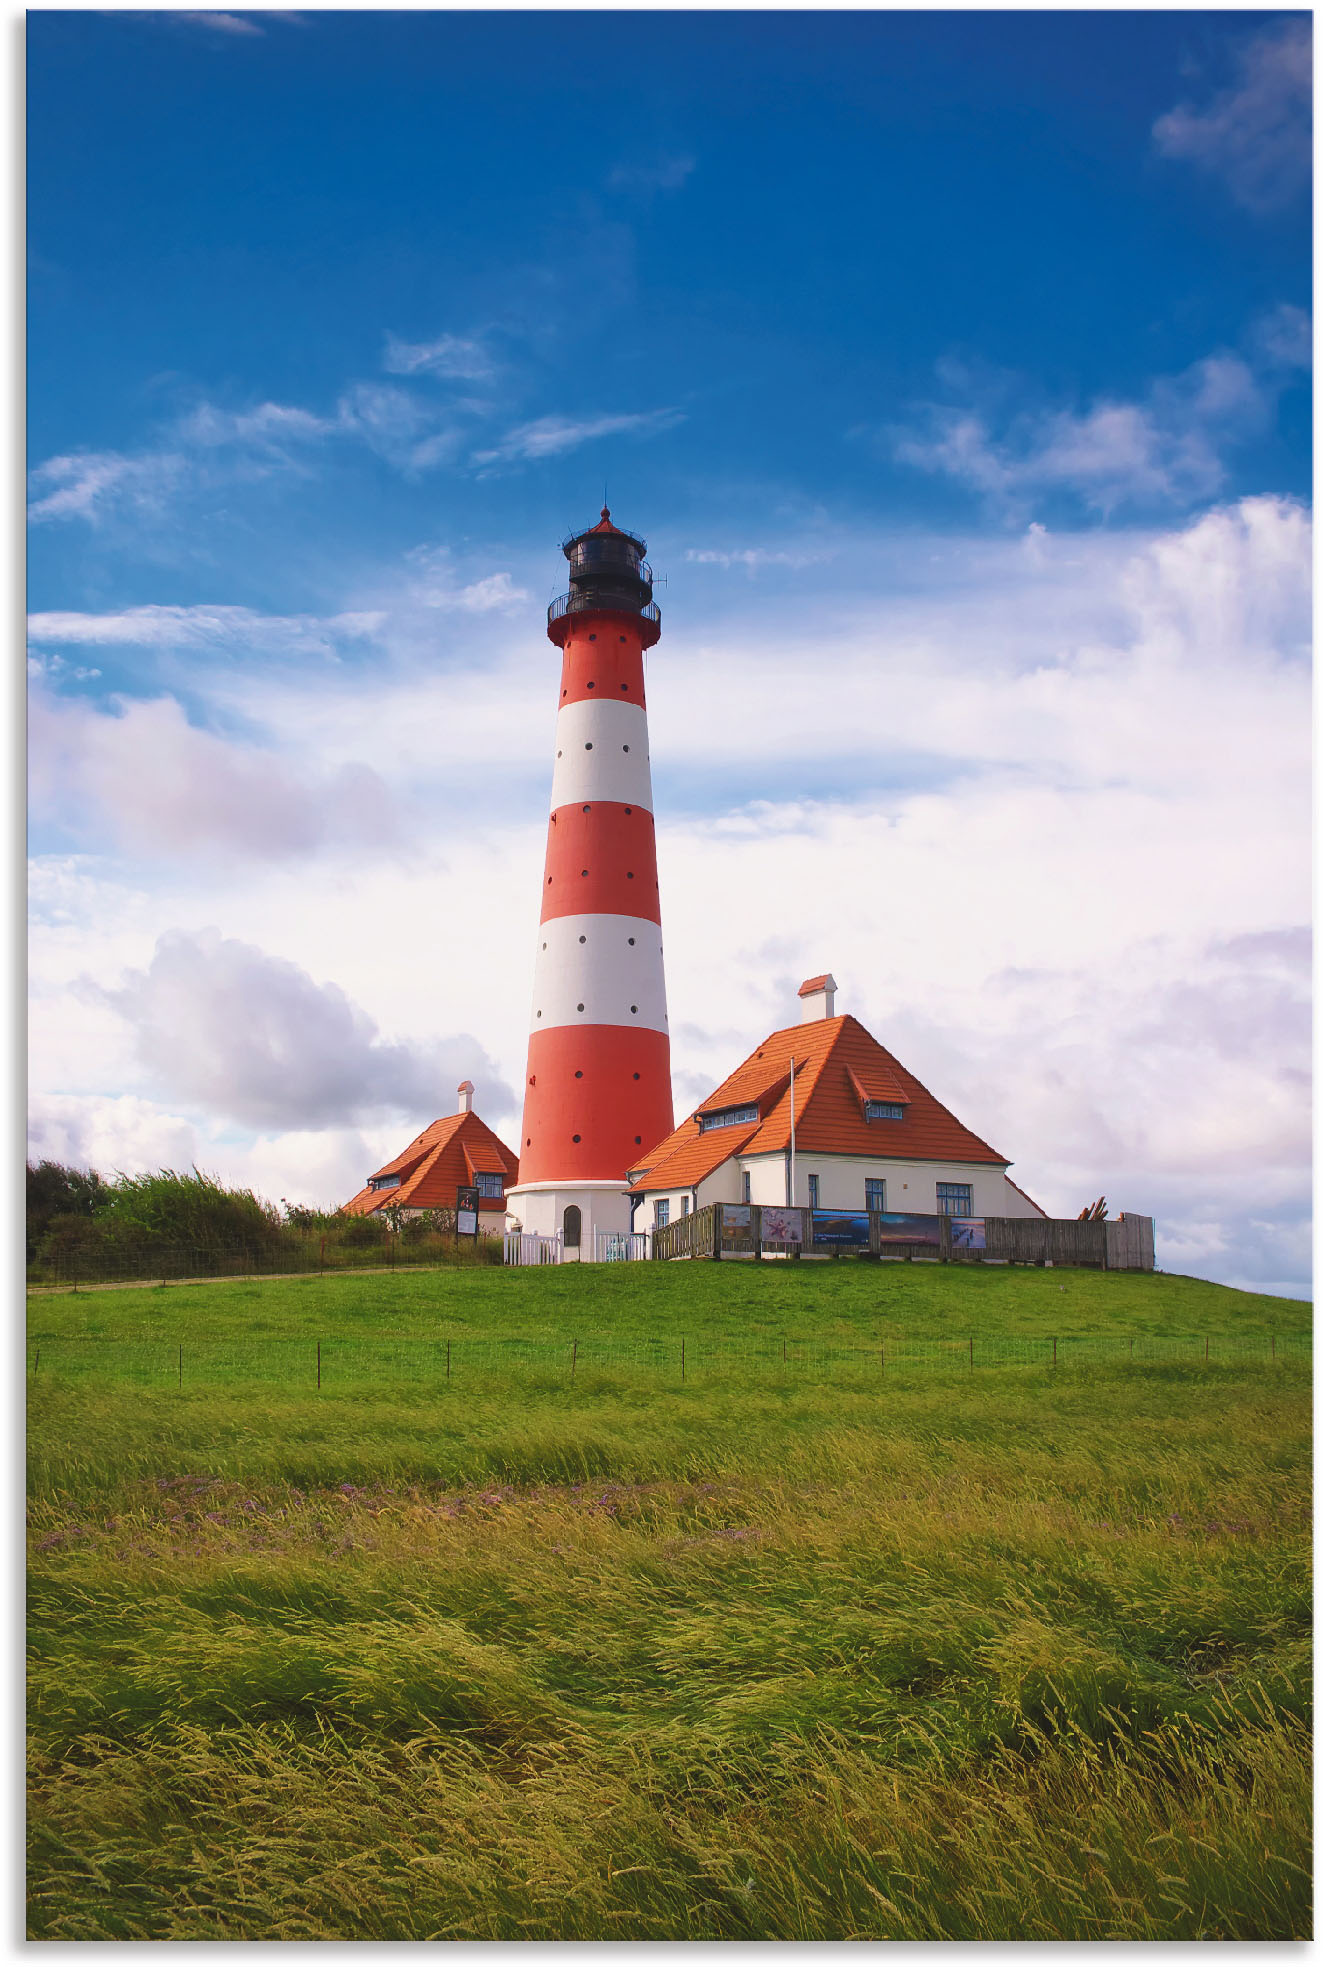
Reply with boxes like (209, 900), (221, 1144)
(798, 973), (833, 995)
(342, 1109), (519, 1217)
(631, 1014), (1006, 1192)
(628, 1118), (763, 1192)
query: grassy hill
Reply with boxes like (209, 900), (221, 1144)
(28, 1265), (1310, 1939)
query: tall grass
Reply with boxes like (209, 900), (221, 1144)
(27, 1269), (1311, 1939)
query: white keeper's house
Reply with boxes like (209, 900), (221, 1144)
(628, 974), (1046, 1233)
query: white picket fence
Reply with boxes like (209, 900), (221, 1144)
(595, 1230), (648, 1263)
(503, 1231), (564, 1266)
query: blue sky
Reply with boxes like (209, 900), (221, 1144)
(28, 9), (1311, 1295)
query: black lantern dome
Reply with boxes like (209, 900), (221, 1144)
(547, 508), (661, 646)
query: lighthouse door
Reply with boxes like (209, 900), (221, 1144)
(562, 1205), (582, 1249)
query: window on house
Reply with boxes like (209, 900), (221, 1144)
(807, 1173), (820, 1208)
(742, 1169), (752, 1204)
(936, 1182), (973, 1217)
(865, 1101), (905, 1121)
(681, 1194), (691, 1216)
(654, 1199), (670, 1228)
(475, 1172), (504, 1198)
(368, 1175), (401, 1191)
(865, 1178), (884, 1212)
(698, 1104), (759, 1132)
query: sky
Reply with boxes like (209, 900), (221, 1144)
(27, 7), (1312, 1296)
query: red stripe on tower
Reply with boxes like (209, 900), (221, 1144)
(505, 509), (674, 1257)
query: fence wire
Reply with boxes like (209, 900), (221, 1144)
(27, 1235), (503, 1290)
(25, 1331), (1309, 1389)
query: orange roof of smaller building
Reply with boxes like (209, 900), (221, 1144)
(342, 1109), (519, 1217)
(798, 974), (833, 995)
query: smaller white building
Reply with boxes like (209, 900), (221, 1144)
(628, 974), (1046, 1234)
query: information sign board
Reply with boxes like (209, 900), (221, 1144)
(760, 1206), (803, 1244)
(811, 1210), (871, 1247)
(949, 1217), (986, 1250)
(456, 1185), (479, 1238)
(878, 1211), (942, 1247)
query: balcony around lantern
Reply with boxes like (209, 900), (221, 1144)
(547, 589), (662, 645)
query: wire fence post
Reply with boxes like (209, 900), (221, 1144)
(969, 1337), (974, 1370)
(1272, 1334), (1277, 1361)
(1205, 1335), (1209, 1362)
(178, 1344), (183, 1389)
(681, 1338), (686, 1384)
(446, 1338), (451, 1379)
(1052, 1336), (1057, 1367)
(317, 1340), (322, 1390)
(880, 1343), (884, 1378)
(33, 1347), (39, 1374)
(572, 1338), (577, 1380)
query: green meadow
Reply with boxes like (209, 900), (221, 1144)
(28, 1263), (1311, 1940)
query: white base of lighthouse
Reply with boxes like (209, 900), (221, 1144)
(505, 1179), (635, 1259)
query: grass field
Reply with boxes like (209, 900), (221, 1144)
(28, 1263), (1311, 1939)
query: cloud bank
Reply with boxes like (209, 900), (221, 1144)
(96, 929), (514, 1131)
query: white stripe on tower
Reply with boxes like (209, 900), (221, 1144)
(530, 913), (668, 1033)
(549, 700), (653, 809)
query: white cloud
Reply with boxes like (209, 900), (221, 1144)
(1251, 302), (1312, 372)
(893, 337), (1291, 517)
(27, 651), (101, 682)
(29, 687), (405, 862)
(178, 399), (335, 450)
(607, 154), (697, 193)
(684, 547), (831, 572)
(334, 382), (463, 473)
(27, 376), (469, 527)
(382, 331), (495, 380)
(28, 1094), (203, 1177)
(398, 549), (530, 614)
(174, 11), (265, 36)
(95, 928), (514, 1131)
(28, 601), (383, 658)
(473, 407), (683, 466)
(27, 449), (187, 525)
(27, 1094), (403, 1214)
(1153, 20), (1312, 213)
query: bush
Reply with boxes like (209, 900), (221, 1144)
(339, 1215), (387, 1250)
(26, 1162), (108, 1264)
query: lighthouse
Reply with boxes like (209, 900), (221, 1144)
(504, 509), (674, 1256)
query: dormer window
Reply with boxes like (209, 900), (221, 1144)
(698, 1103), (759, 1132)
(368, 1174), (402, 1190)
(865, 1100), (904, 1122)
(475, 1172), (504, 1198)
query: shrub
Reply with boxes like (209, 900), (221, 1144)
(26, 1161), (108, 1264)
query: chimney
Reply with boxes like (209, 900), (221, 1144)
(457, 1080), (475, 1114)
(797, 973), (837, 1022)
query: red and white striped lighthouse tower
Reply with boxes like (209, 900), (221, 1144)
(505, 509), (674, 1255)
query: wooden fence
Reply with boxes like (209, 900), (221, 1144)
(651, 1205), (1155, 1270)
